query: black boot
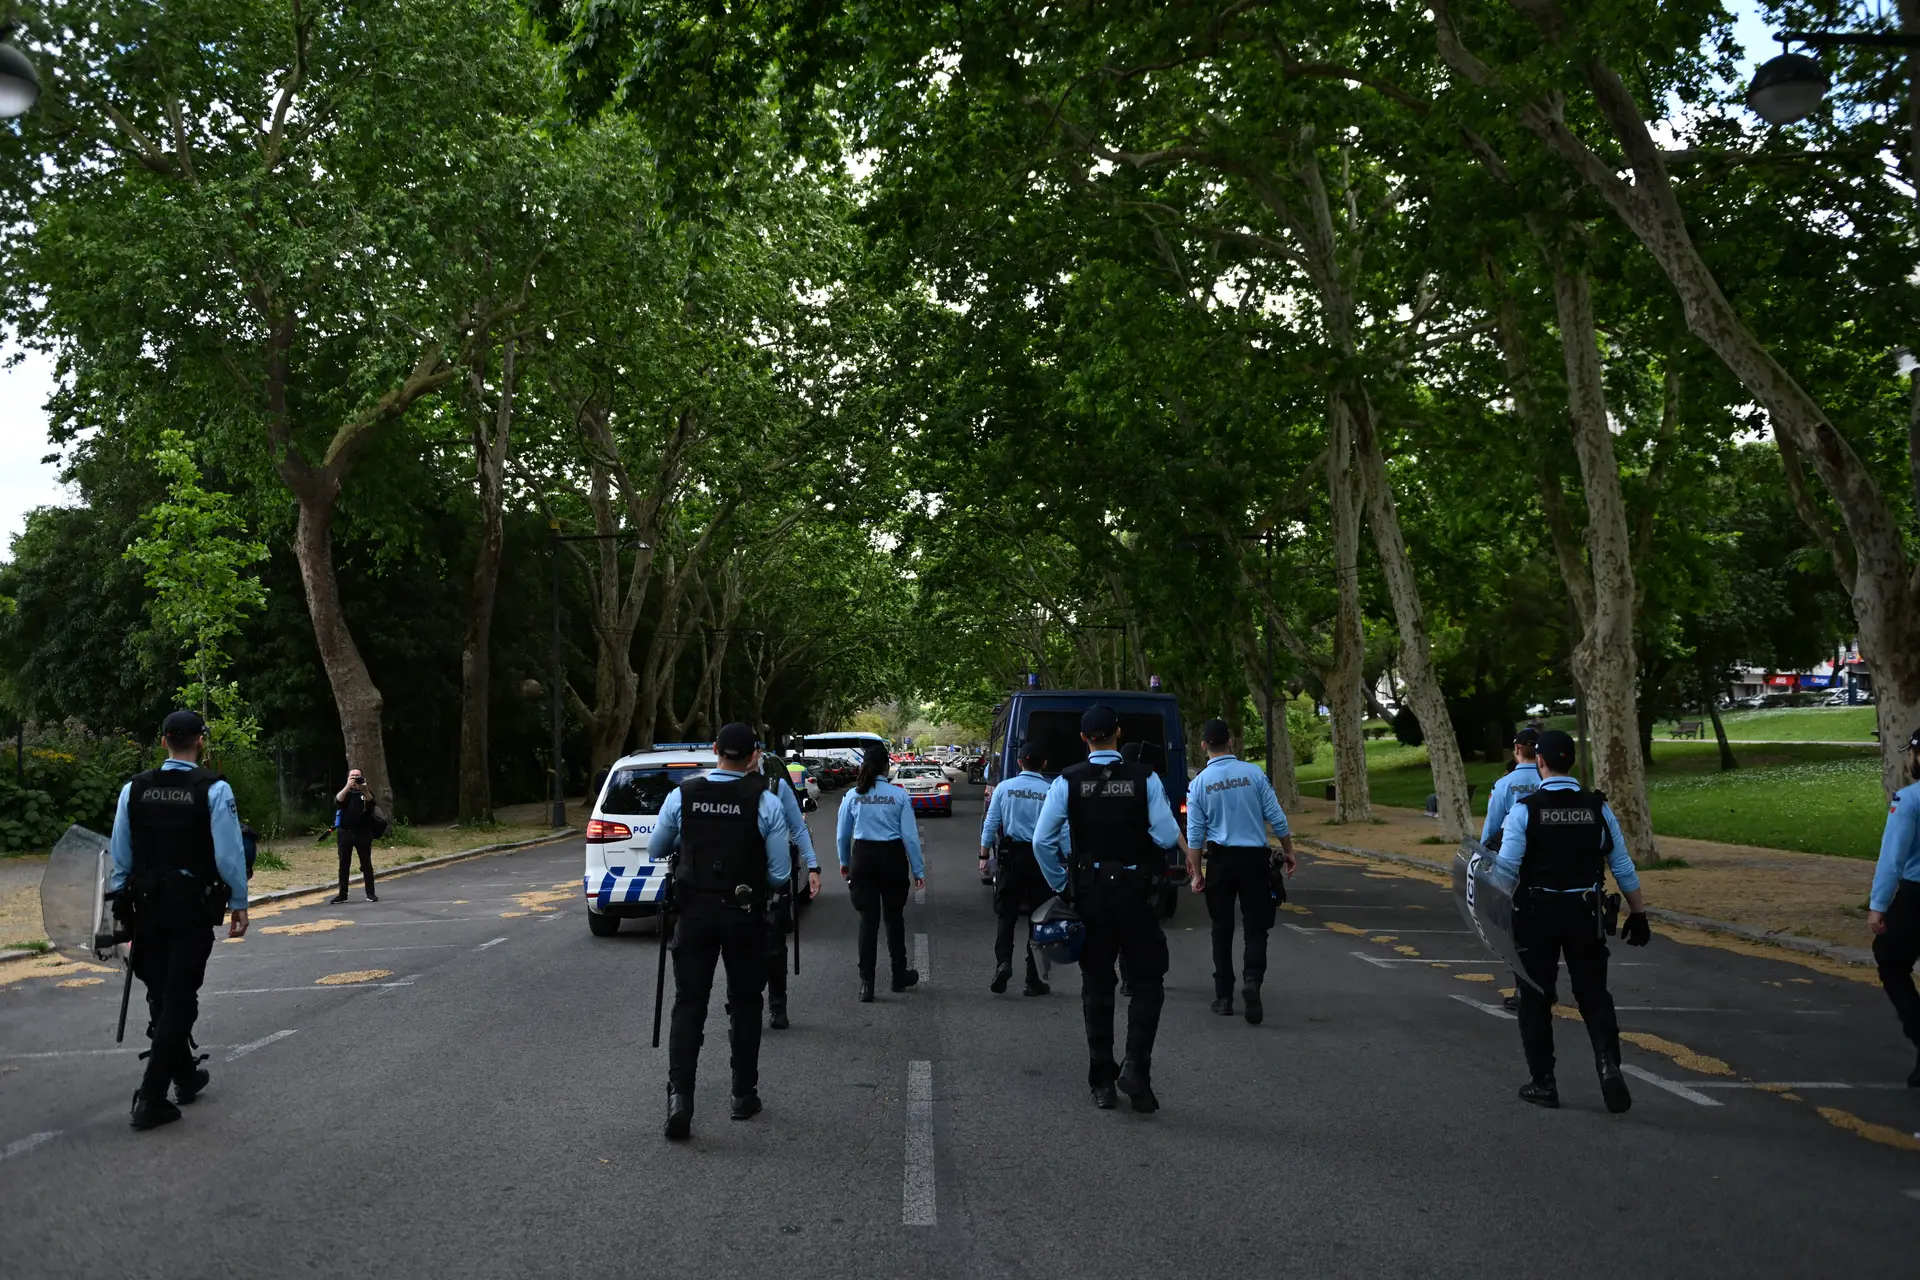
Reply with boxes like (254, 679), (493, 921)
(1116, 1060), (1158, 1113)
(731, 1091), (763, 1121)
(1518, 1076), (1560, 1109)
(891, 968), (919, 993)
(1090, 1083), (1117, 1109)
(1023, 976), (1051, 997)
(990, 962), (1012, 994)
(663, 1092), (694, 1140)
(1210, 996), (1234, 1017)
(768, 995), (789, 1030)
(1242, 983), (1264, 1026)
(174, 1064), (210, 1104)
(130, 1088), (181, 1131)
(1502, 993), (1520, 1012)
(858, 978), (875, 1003)
(1597, 1054), (1632, 1114)
(330, 891), (349, 904)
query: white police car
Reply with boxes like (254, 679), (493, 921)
(583, 745), (717, 937)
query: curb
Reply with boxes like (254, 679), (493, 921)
(1295, 835), (1877, 969)
(0, 828), (580, 963)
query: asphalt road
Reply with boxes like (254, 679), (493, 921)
(2, 783), (1917, 1279)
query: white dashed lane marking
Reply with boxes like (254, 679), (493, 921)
(476, 938), (508, 951)
(1619, 1064), (1723, 1107)
(903, 1060), (935, 1227)
(1, 1131), (59, 1162)
(914, 933), (930, 983)
(225, 1030), (296, 1061)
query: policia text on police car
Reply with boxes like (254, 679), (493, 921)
(107, 710), (252, 1132)
(1492, 729), (1650, 1113)
(647, 723), (795, 1141)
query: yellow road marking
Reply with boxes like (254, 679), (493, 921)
(1454, 973), (1495, 982)
(1370, 935), (1398, 943)
(500, 911), (528, 918)
(56, 977), (105, 988)
(1280, 903), (1312, 915)
(1499, 987), (1516, 998)
(1394, 945), (1420, 956)
(1815, 1107), (1920, 1151)
(1322, 922), (1366, 936)
(315, 969), (392, 986)
(1618, 1031), (1734, 1077)
(511, 887), (573, 914)
(0, 955), (115, 989)
(261, 919), (352, 937)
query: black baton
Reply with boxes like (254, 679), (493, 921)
(791, 849), (802, 976)
(115, 957), (133, 1044)
(651, 864), (674, 1049)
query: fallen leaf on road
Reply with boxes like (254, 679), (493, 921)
(56, 977), (105, 988)
(1619, 1031), (1734, 1076)
(1322, 922), (1366, 936)
(1816, 1106), (1920, 1151)
(315, 969), (392, 985)
(262, 919), (352, 936)
(1454, 973), (1494, 983)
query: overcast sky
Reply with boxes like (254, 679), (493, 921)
(0, 2), (1779, 556)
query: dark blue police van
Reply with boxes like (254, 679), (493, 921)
(985, 688), (1190, 918)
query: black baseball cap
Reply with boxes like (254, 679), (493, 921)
(1080, 705), (1119, 738)
(715, 722), (759, 759)
(160, 709), (206, 740)
(1905, 726), (1920, 753)
(1513, 727), (1540, 749)
(1200, 717), (1232, 747)
(1536, 729), (1577, 771)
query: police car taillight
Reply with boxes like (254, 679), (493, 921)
(586, 819), (632, 843)
(938, 782), (951, 792)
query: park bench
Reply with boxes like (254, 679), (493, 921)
(1669, 720), (1703, 739)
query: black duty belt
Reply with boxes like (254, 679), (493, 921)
(1207, 843), (1269, 855)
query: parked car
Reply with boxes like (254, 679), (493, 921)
(801, 755), (856, 790)
(582, 746), (714, 936)
(893, 763), (954, 817)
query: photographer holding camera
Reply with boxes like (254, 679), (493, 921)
(332, 767), (380, 903)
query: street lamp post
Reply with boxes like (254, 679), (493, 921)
(0, 23), (39, 119)
(548, 526), (648, 829)
(1747, 30), (1920, 125)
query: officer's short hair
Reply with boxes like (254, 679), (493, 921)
(1536, 729), (1577, 772)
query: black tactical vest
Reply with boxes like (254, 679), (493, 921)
(126, 766), (220, 886)
(1061, 757), (1156, 879)
(675, 774), (768, 902)
(1517, 787), (1611, 891)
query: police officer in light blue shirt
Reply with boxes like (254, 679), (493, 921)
(649, 723), (790, 1140)
(1867, 728), (1920, 1087)
(980, 738), (1059, 996)
(1495, 729), (1648, 1114)
(1481, 728), (1544, 847)
(835, 745), (926, 1001)
(759, 753), (822, 1031)
(108, 710), (250, 1130)
(1186, 718), (1295, 1025)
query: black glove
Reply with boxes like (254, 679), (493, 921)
(1621, 912), (1652, 947)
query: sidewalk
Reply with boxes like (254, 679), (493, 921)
(1283, 795), (1880, 959)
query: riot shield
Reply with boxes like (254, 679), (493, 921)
(38, 824), (117, 961)
(1452, 838), (1541, 994)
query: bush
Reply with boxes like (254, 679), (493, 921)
(1286, 700), (1322, 766)
(0, 725), (144, 852)
(1392, 707), (1424, 747)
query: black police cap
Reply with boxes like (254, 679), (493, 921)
(161, 709), (206, 740)
(1906, 726), (1920, 753)
(1536, 729), (1578, 771)
(1200, 717), (1232, 747)
(715, 722), (759, 759)
(1513, 727), (1540, 748)
(1080, 705), (1119, 738)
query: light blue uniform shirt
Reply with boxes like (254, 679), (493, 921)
(108, 758), (250, 910)
(1186, 753), (1289, 849)
(1032, 750), (1181, 894)
(835, 779), (926, 878)
(981, 770), (1053, 847)
(1481, 762), (1543, 845)
(770, 775), (820, 870)
(1871, 779), (1920, 912)
(1495, 775), (1641, 894)
(648, 768), (791, 888)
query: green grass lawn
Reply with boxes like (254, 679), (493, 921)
(1536, 705), (1875, 742)
(1293, 738), (1887, 860)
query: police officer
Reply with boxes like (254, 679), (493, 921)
(759, 750), (823, 1030)
(1032, 706), (1181, 1113)
(834, 743), (926, 1002)
(650, 723), (791, 1141)
(1481, 728), (1543, 847)
(1186, 717), (1295, 1025)
(979, 737), (1059, 997)
(1482, 728), (1543, 1011)
(1494, 729), (1650, 1112)
(108, 710), (250, 1131)
(1867, 727), (1920, 1088)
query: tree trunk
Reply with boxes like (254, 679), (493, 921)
(289, 487), (391, 809)
(457, 335), (517, 822)
(1237, 627), (1299, 809)
(1325, 394), (1373, 823)
(1550, 261), (1659, 864)
(1347, 391), (1472, 841)
(1704, 677), (1738, 772)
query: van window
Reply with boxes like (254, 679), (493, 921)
(601, 766), (707, 815)
(1023, 711), (1168, 772)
